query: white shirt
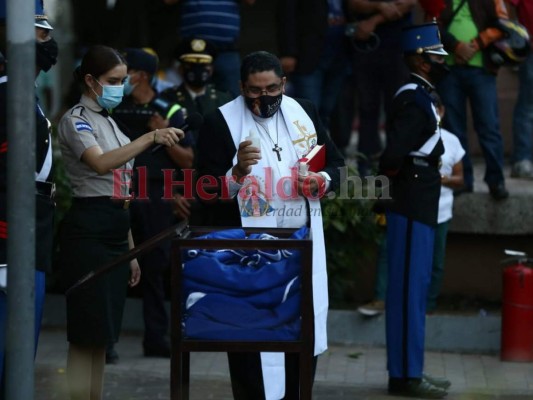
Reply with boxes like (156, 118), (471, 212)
(438, 128), (465, 224)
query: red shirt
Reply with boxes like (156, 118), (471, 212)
(510, 0), (533, 45)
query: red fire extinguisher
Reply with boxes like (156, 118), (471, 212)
(501, 250), (533, 362)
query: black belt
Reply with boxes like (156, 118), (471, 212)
(73, 196), (131, 210)
(36, 181), (55, 198)
(406, 156), (440, 168)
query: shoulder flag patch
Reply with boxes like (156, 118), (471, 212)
(75, 121), (93, 133)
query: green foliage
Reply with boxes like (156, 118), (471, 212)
(321, 165), (381, 308)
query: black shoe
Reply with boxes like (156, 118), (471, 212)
(105, 347), (119, 365)
(422, 373), (451, 390)
(488, 182), (509, 200)
(143, 345), (171, 358)
(388, 378), (447, 399)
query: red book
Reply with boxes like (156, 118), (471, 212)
(299, 144), (325, 173)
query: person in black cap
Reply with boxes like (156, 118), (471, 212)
(112, 47), (193, 359)
(162, 37), (233, 134)
(378, 22), (450, 399)
(161, 38), (232, 224)
(0, 0), (58, 393)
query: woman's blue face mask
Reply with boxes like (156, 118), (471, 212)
(92, 76), (124, 109)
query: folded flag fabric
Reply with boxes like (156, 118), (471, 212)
(181, 226), (308, 340)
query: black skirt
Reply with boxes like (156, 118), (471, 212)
(60, 199), (130, 346)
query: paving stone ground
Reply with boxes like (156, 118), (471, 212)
(35, 328), (533, 400)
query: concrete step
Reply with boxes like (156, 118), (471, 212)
(328, 309), (501, 354)
(43, 294), (503, 355)
(450, 162), (533, 235)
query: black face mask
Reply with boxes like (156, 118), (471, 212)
(427, 59), (450, 84)
(183, 64), (211, 88)
(36, 38), (58, 72)
(244, 94), (283, 118)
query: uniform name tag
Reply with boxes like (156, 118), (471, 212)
(412, 157), (429, 167)
(75, 122), (93, 132)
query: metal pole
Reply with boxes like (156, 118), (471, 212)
(5, 0), (36, 399)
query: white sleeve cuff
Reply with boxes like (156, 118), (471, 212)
(318, 171), (332, 192)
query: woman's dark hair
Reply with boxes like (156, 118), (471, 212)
(240, 51), (283, 83)
(74, 45), (126, 89)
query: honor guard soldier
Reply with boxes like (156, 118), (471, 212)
(0, 0), (58, 391)
(378, 22), (451, 399)
(112, 48), (193, 359)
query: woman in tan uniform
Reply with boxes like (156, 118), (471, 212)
(58, 45), (183, 400)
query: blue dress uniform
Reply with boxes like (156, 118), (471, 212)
(0, 79), (54, 391)
(378, 23), (447, 397)
(112, 84), (192, 355)
(0, 0), (57, 393)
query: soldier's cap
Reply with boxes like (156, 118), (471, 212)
(402, 22), (447, 56)
(0, 0), (53, 30)
(175, 38), (216, 64)
(123, 48), (158, 75)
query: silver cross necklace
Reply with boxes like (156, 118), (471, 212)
(254, 113), (283, 161)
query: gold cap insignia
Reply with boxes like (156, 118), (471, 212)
(191, 39), (206, 53)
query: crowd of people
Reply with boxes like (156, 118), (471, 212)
(0, 0), (532, 399)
